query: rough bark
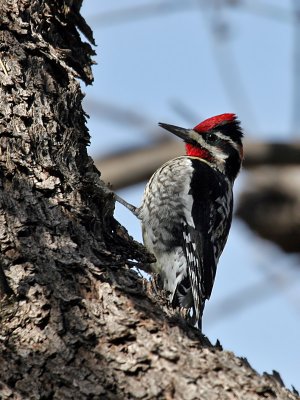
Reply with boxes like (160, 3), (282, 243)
(0, 1), (299, 399)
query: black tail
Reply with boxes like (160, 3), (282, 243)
(172, 278), (205, 331)
(190, 301), (205, 331)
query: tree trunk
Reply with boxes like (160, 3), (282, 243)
(0, 1), (298, 399)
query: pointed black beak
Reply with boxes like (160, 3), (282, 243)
(158, 122), (195, 143)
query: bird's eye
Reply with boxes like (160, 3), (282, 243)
(206, 133), (217, 143)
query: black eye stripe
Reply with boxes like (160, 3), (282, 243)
(206, 131), (233, 144)
(206, 133), (218, 143)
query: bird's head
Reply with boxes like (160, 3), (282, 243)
(159, 113), (244, 180)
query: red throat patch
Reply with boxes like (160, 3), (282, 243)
(185, 143), (211, 160)
(194, 113), (236, 133)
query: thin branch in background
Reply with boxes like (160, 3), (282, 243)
(86, 0), (292, 29)
(200, 1), (258, 129)
(240, 0), (292, 23)
(169, 99), (201, 125)
(255, 253), (300, 315)
(211, 41), (258, 128)
(206, 278), (275, 326)
(86, 0), (189, 27)
(291, 0), (300, 136)
(84, 98), (152, 129)
(206, 261), (300, 326)
(84, 98), (171, 145)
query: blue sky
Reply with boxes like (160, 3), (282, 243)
(81, 0), (300, 389)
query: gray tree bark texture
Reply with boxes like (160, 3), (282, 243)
(0, 1), (299, 399)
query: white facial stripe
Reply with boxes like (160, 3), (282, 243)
(192, 130), (242, 161)
(214, 131), (241, 152)
(189, 129), (202, 142)
(194, 135), (227, 162)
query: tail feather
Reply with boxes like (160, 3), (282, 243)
(190, 301), (205, 331)
(172, 278), (205, 331)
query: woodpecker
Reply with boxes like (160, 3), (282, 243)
(115, 113), (243, 330)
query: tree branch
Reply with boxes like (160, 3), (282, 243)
(96, 139), (300, 189)
(236, 166), (300, 253)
